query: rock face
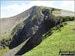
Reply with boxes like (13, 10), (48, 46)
(9, 7), (44, 49)
(0, 39), (11, 50)
(15, 15), (55, 55)
(8, 6), (75, 55)
(42, 9), (51, 16)
(9, 8), (55, 55)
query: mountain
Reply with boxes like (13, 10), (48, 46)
(0, 6), (75, 56)
(23, 21), (75, 56)
(1, 21), (75, 56)
(0, 6), (74, 36)
(0, 6), (38, 36)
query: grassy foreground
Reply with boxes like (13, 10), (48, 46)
(23, 21), (75, 56)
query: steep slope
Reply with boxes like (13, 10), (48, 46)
(0, 6), (75, 56)
(10, 11), (74, 55)
(0, 6), (74, 37)
(0, 6), (38, 36)
(23, 21), (75, 56)
(1, 21), (74, 56)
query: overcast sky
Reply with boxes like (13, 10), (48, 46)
(1, 0), (74, 18)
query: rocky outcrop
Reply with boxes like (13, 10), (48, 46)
(9, 7), (44, 49)
(9, 8), (55, 55)
(15, 15), (54, 55)
(0, 39), (11, 50)
(8, 6), (75, 55)
(9, 8), (56, 55)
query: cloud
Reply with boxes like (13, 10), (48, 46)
(1, 1), (55, 18)
(29, 1), (55, 7)
(1, 3), (29, 12)
(1, 1), (74, 18)
(1, 1), (55, 12)
(1, 3), (30, 18)
(61, 1), (74, 11)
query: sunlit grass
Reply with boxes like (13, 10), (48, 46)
(23, 21), (75, 56)
(0, 47), (9, 55)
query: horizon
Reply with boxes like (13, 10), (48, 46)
(1, 0), (74, 18)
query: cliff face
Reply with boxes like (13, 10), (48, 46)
(9, 6), (75, 55)
(9, 6), (44, 48)
(9, 8), (56, 55)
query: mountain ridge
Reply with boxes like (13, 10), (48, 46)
(0, 6), (74, 36)
(0, 6), (75, 56)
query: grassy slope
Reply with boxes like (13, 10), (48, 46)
(0, 47), (9, 55)
(23, 21), (75, 56)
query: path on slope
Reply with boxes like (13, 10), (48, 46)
(2, 40), (26, 56)
(55, 10), (75, 16)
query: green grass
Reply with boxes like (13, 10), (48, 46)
(31, 15), (37, 21)
(0, 34), (12, 55)
(63, 10), (75, 13)
(52, 10), (60, 15)
(0, 47), (9, 55)
(0, 34), (12, 41)
(23, 21), (75, 56)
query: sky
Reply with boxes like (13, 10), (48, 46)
(1, 0), (74, 18)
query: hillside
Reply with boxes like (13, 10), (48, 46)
(1, 21), (75, 56)
(0, 6), (74, 37)
(23, 21), (75, 56)
(0, 6), (75, 56)
(0, 6), (38, 36)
